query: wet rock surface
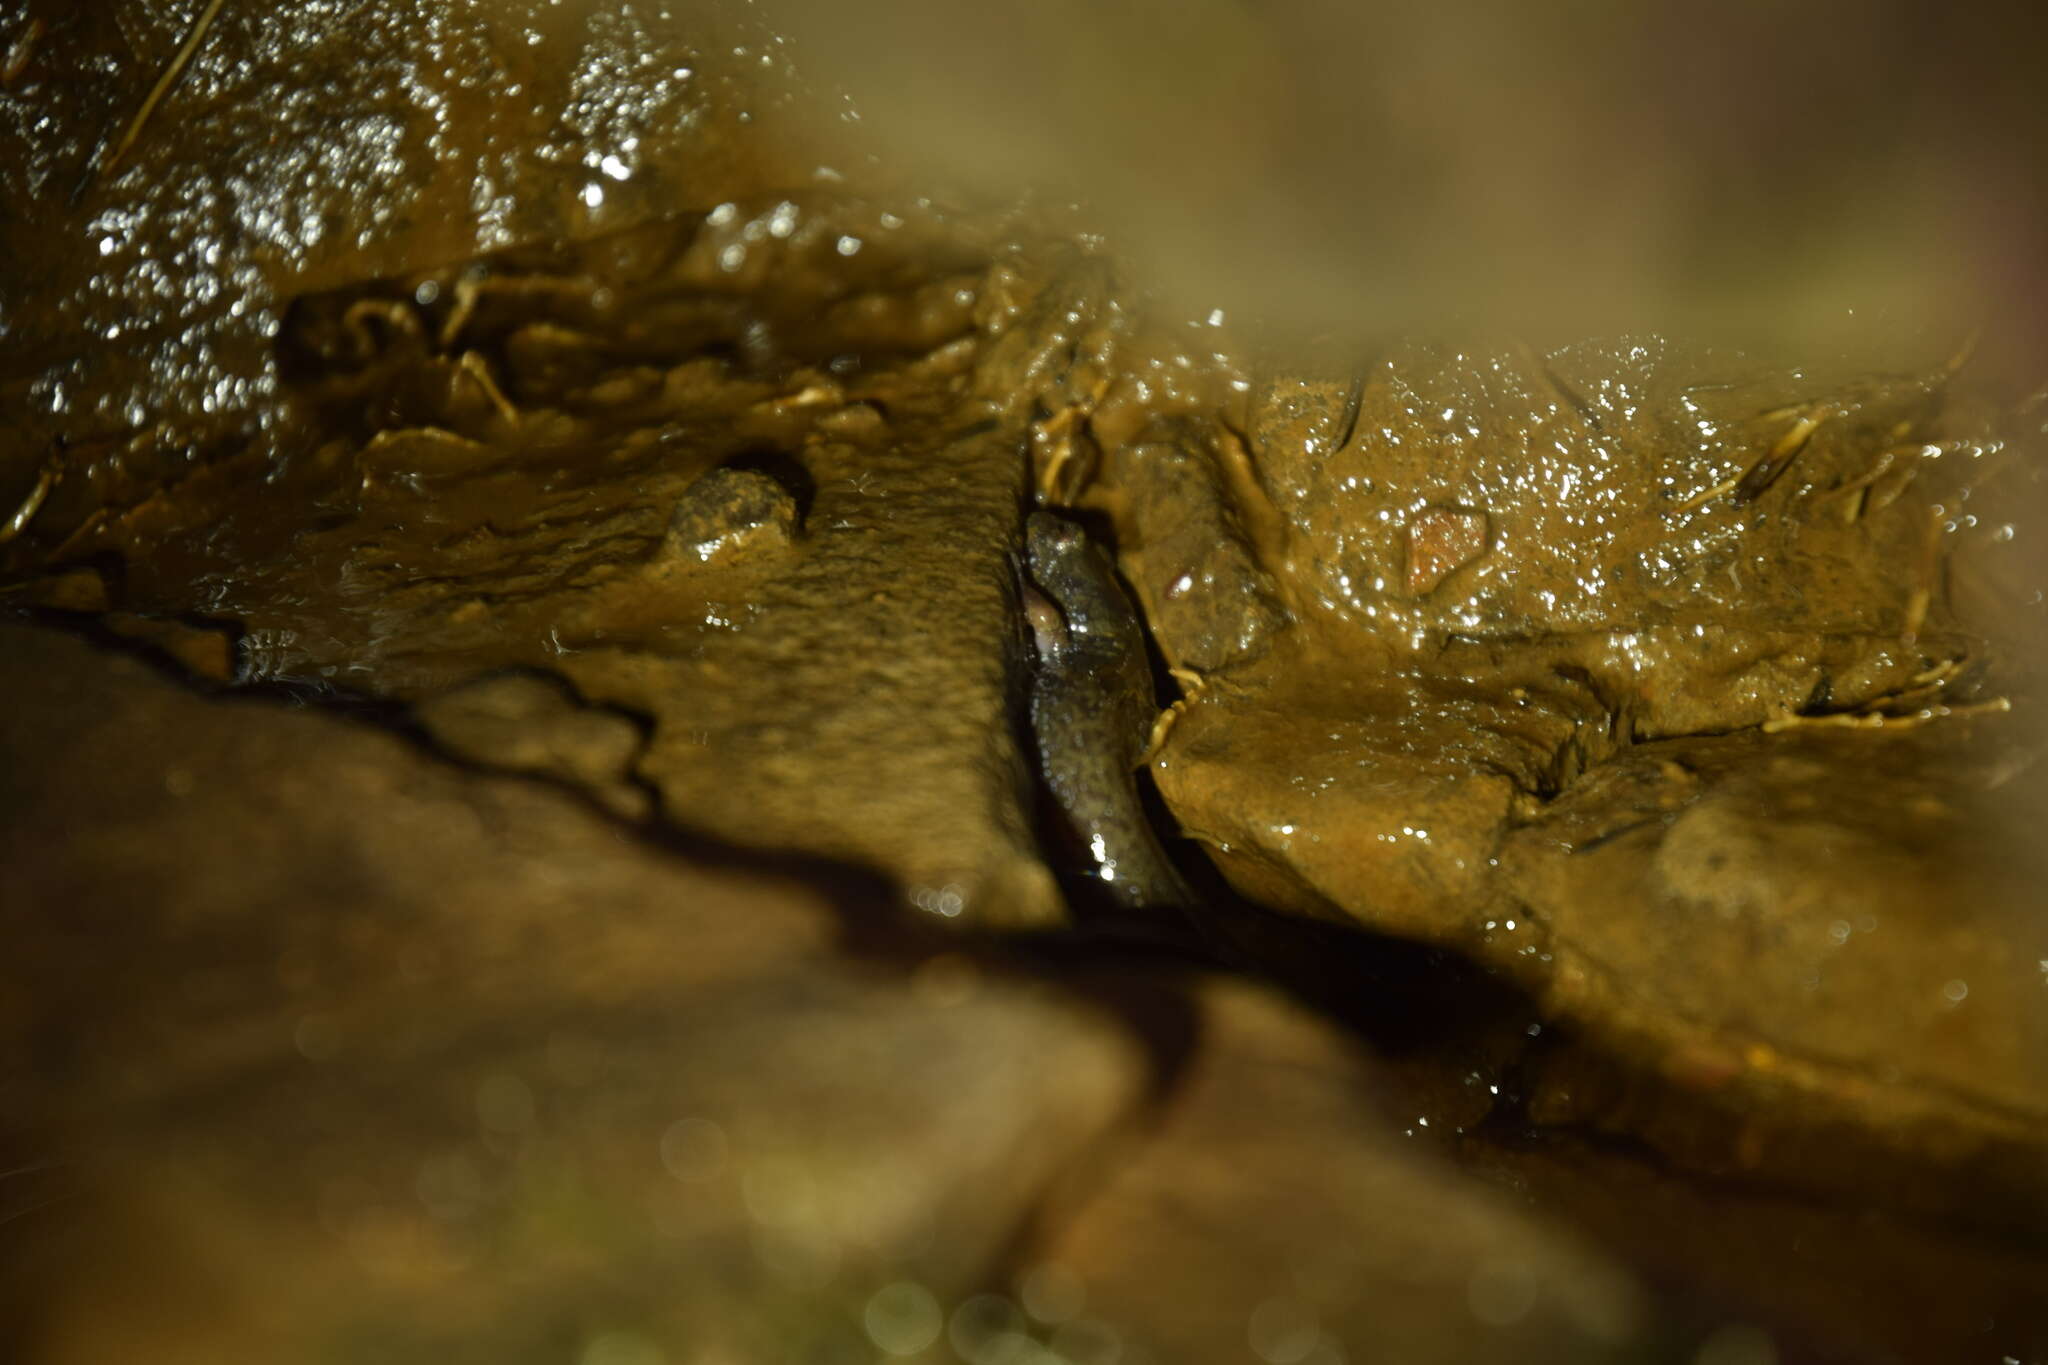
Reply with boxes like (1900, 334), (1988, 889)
(16, 196), (1066, 926)
(1502, 724), (2048, 1232)
(414, 670), (652, 820)
(1036, 982), (1659, 1365)
(0, 624), (1150, 1362)
(1127, 337), (2048, 1239)
(0, 0), (832, 496)
(19, 614), (2039, 1365)
(4, 4), (2047, 1362)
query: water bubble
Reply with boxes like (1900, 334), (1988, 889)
(1248, 1297), (1320, 1365)
(294, 1013), (341, 1061)
(1018, 1262), (1086, 1324)
(741, 1158), (816, 1227)
(865, 1282), (944, 1356)
(912, 883), (966, 918)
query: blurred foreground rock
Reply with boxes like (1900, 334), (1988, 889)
(0, 623), (1145, 1362)
(5, 619), (2046, 1363)
(1035, 982), (1658, 1365)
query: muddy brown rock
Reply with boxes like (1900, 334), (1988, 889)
(1499, 723), (2048, 1231)
(1097, 418), (1288, 678)
(1136, 338), (2027, 891)
(597, 409), (1058, 928)
(1153, 642), (1610, 941)
(1033, 982), (1661, 1365)
(0, 620), (836, 1113)
(1237, 338), (1984, 735)
(658, 465), (801, 565)
(32, 196), (1067, 928)
(1124, 337), (2048, 1229)
(0, 0), (839, 525)
(412, 670), (650, 820)
(0, 622), (1150, 1363)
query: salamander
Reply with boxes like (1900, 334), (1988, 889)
(1023, 510), (1195, 915)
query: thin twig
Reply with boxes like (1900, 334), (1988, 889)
(99, 0), (228, 180)
(0, 458), (59, 545)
